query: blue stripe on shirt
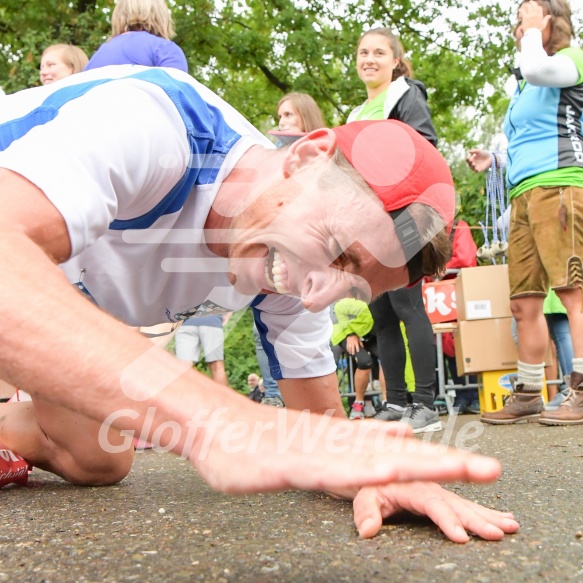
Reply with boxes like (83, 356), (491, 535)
(251, 296), (283, 380)
(0, 69), (241, 229)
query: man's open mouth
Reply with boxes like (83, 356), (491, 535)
(265, 248), (291, 294)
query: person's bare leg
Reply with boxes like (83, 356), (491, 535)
(556, 288), (583, 359)
(354, 368), (369, 402)
(539, 288), (583, 424)
(0, 399), (134, 486)
(546, 339), (559, 399)
(379, 368), (387, 402)
(482, 296), (546, 424)
(512, 296), (548, 363)
(208, 361), (229, 386)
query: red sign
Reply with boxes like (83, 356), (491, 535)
(422, 280), (457, 324)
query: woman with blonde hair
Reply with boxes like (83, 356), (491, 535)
(40, 44), (89, 85)
(85, 0), (187, 72)
(275, 92), (326, 133)
(269, 92), (326, 147)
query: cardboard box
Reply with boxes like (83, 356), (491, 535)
(454, 318), (553, 376)
(455, 265), (512, 321)
(422, 280), (457, 324)
(455, 318), (518, 374)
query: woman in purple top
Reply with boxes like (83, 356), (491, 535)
(85, 0), (188, 73)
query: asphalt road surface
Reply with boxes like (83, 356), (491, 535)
(1, 414), (582, 582)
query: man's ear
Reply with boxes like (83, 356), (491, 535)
(282, 128), (337, 178)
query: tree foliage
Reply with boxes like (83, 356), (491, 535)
(221, 309), (258, 392)
(1, 0), (582, 236)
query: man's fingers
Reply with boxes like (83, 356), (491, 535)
(349, 421), (501, 485)
(352, 483), (520, 544)
(444, 502), (507, 542)
(311, 447), (499, 497)
(353, 487), (386, 539)
(430, 492), (520, 541)
(195, 413), (501, 495)
(374, 443), (502, 484)
(419, 497), (471, 543)
(461, 499), (521, 535)
(425, 497), (504, 542)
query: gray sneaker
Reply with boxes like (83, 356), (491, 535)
(374, 403), (405, 421)
(402, 404), (443, 434)
(262, 396), (285, 407)
(363, 400), (377, 418)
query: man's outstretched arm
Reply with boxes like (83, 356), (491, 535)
(0, 169), (511, 521)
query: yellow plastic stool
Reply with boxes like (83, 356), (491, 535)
(478, 370), (548, 413)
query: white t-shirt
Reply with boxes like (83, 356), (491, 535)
(0, 65), (334, 380)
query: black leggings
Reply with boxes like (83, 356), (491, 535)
(369, 282), (435, 408)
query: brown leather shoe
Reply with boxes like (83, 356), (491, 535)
(539, 388), (583, 425)
(481, 384), (544, 424)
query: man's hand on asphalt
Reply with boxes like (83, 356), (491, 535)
(353, 481), (520, 543)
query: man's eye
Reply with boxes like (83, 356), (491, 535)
(331, 254), (349, 269)
(330, 241), (348, 267)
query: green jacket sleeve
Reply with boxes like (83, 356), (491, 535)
(331, 299), (374, 345)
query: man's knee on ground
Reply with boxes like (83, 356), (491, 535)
(59, 446), (134, 487)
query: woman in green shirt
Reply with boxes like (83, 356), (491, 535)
(347, 28), (441, 434)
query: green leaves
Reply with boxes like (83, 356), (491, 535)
(0, 0), (518, 140)
(2, 0), (581, 237)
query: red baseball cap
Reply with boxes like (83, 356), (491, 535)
(331, 120), (456, 284)
(331, 119), (455, 228)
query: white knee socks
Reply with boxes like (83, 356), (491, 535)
(517, 361), (545, 391)
(572, 357), (583, 375)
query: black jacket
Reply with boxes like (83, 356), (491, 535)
(387, 77), (438, 147)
